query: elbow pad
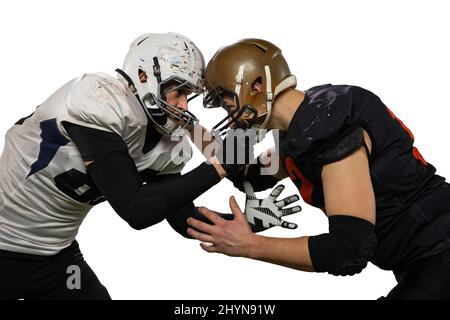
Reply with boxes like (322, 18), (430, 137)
(308, 215), (377, 276)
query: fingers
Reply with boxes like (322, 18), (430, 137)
(269, 184), (285, 200)
(197, 206), (224, 225)
(243, 181), (256, 197)
(229, 196), (245, 220)
(187, 227), (215, 243)
(275, 194), (300, 208)
(264, 221), (279, 229)
(200, 242), (217, 253)
(187, 217), (216, 234)
(281, 205), (302, 217)
(280, 220), (298, 229)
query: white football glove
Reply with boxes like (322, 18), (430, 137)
(243, 181), (302, 232)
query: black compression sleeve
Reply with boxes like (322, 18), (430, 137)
(84, 152), (142, 221)
(64, 122), (221, 230)
(64, 122), (142, 218)
(166, 205), (233, 239)
(227, 157), (279, 192)
(63, 122), (128, 160)
(126, 162), (220, 229)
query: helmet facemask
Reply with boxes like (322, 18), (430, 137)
(142, 74), (203, 135)
(119, 33), (205, 136)
(203, 86), (257, 136)
(203, 38), (297, 138)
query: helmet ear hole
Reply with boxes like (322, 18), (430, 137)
(251, 77), (263, 93)
(138, 69), (147, 83)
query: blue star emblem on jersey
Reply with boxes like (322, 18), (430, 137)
(27, 118), (70, 178)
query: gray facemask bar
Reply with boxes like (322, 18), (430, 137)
(153, 76), (201, 128)
(115, 68), (200, 134)
(150, 56), (200, 133)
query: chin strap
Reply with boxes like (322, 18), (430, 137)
(115, 67), (152, 114)
(116, 68), (171, 134)
(274, 75), (297, 96)
(115, 68), (138, 96)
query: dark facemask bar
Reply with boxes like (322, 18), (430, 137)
(205, 87), (258, 136)
(212, 107), (245, 136)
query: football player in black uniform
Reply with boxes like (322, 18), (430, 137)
(187, 38), (450, 299)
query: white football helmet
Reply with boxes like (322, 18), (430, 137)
(117, 33), (205, 135)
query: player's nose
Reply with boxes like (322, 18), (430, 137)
(177, 94), (188, 111)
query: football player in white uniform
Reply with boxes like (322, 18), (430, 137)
(0, 33), (246, 300)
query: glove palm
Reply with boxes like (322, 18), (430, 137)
(243, 182), (302, 232)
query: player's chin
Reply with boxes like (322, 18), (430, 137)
(170, 110), (183, 118)
(172, 118), (194, 131)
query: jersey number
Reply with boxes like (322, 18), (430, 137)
(16, 115), (105, 205)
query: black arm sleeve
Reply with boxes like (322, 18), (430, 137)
(226, 156), (279, 192)
(63, 122), (129, 160)
(64, 122), (221, 230)
(166, 202), (234, 239)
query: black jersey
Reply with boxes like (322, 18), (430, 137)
(278, 84), (450, 272)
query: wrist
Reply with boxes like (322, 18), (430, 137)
(209, 156), (227, 178)
(243, 233), (265, 259)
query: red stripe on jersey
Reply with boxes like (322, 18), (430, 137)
(386, 107), (428, 167)
(284, 156), (314, 205)
(413, 147), (427, 166)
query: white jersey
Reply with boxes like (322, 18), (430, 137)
(0, 73), (191, 256)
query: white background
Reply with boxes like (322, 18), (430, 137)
(0, 0), (449, 300)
